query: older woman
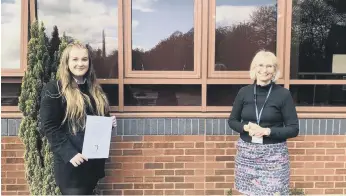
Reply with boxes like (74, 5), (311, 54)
(228, 50), (299, 195)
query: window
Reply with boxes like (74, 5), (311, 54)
(37, 0), (119, 79)
(290, 0), (346, 79)
(1, 0), (23, 72)
(124, 0), (201, 78)
(208, 0), (284, 78)
(1, 83), (21, 106)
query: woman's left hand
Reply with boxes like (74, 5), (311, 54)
(112, 116), (117, 127)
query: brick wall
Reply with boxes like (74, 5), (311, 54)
(2, 135), (346, 195)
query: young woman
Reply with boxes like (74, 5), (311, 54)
(228, 50), (299, 195)
(40, 42), (116, 195)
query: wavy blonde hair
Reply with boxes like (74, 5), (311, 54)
(249, 50), (280, 82)
(57, 42), (110, 134)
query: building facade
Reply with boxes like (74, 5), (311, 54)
(1, 0), (346, 195)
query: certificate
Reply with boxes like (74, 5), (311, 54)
(82, 115), (113, 159)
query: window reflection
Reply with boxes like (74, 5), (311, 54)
(290, 85), (346, 106)
(124, 85), (201, 106)
(37, 0), (118, 78)
(290, 0), (346, 79)
(131, 0), (194, 71)
(1, 83), (21, 106)
(1, 0), (21, 69)
(214, 0), (277, 71)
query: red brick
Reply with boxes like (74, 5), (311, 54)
(123, 177), (143, 182)
(164, 190), (184, 195)
(185, 190), (205, 195)
(304, 162), (324, 168)
(175, 183), (194, 189)
(206, 136), (225, 141)
(16, 178), (26, 184)
(215, 183), (234, 188)
(112, 142), (133, 149)
(226, 162), (235, 168)
(6, 171), (24, 178)
(325, 176), (344, 181)
(305, 176), (324, 181)
(175, 156), (194, 162)
(154, 143), (174, 148)
(4, 144), (24, 150)
(186, 176), (204, 182)
(123, 190), (143, 195)
(289, 149), (305, 155)
(336, 169), (346, 174)
(326, 149), (345, 155)
(165, 177), (184, 182)
(165, 163), (184, 169)
(215, 156), (234, 161)
(1, 192), (18, 195)
(109, 150), (122, 156)
(206, 176), (224, 182)
(205, 190), (225, 195)
(144, 190), (163, 195)
(295, 182), (314, 188)
(105, 163), (122, 169)
(102, 190), (122, 195)
(186, 163), (204, 168)
(175, 142), (194, 148)
(133, 143), (153, 148)
(291, 176), (304, 181)
(306, 149), (325, 155)
(325, 162), (344, 168)
(122, 149), (142, 156)
(325, 136), (345, 141)
(335, 182), (346, 188)
(195, 156), (204, 162)
(206, 149), (225, 155)
(155, 170), (174, 175)
(5, 158), (24, 164)
(113, 184), (133, 189)
(315, 182), (334, 188)
(1, 165), (16, 171)
(315, 156), (335, 161)
(155, 156), (174, 162)
(134, 184), (153, 189)
(288, 136), (305, 141)
(296, 142), (314, 148)
(97, 184), (113, 190)
(316, 142), (335, 148)
(164, 149), (184, 155)
(145, 177), (164, 182)
(294, 169), (314, 175)
(185, 149), (204, 155)
(336, 142), (346, 148)
(291, 162), (305, 168)
(315, 169), (335, 175)
(183, 136), (205, 142)
(295, 155), (314, 161)
(225, 136), (238, 141)
(6, 185), (28, 191)
(304, 189), (324, 194)
(305, 136), (325, 141)
(336, 156), (346, 161)
(164, 136), (184, 141)
(143, 136), (165, 141)
(195, 142), (204, 148)
(215, 143), (234, 148)
(226, 149), (237, 155)
(215, 169), (234, 175)
(155, 183), (174, 189)
(325, 189), (343, 194)
(144, 163), (163, 169)
(141, 149), (164, 156)
(206, 163), (225, 169)
(175, 170), (194, 175)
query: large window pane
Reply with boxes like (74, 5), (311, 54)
(290, 0), (346, 79)
(1, 83), (21, 106)
(214, 0), (277, 71)
(101, 84), (118, 106)
(124, 85), (201, 106)
(1, 0), (21, 69)
(131, 0), (194, 71)
(207, 85), (246, 106)
(37, 0), (118, 78)
(290, 85), (346, 106)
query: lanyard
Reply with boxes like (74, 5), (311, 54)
(254, 84), (273, 125)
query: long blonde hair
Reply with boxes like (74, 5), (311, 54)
(57, 42), (110, 134)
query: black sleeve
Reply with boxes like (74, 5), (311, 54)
(228, 87), (246, 134)
(269, 92), (299, 140)
(40, 81), (79, 163)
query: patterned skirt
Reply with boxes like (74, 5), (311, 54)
(235, 138), (290, 195)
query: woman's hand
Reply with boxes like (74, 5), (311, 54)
(245, 122), (270, 137)
(112, 116), (117, 127)
(70, 153), (88, 167)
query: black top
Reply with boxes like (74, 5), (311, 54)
(39, 80), (107, 188)
(228, 82), (299, 144)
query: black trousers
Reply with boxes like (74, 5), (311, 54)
(59, 185), (96, 195)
